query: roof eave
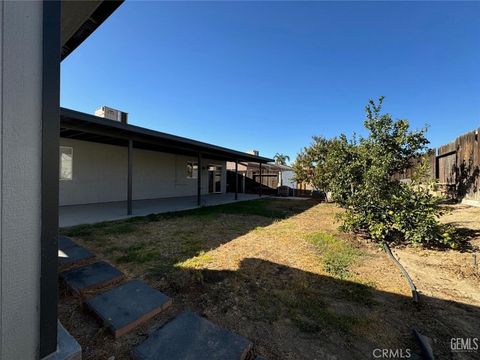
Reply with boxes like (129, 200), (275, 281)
(61, 0), (124, 61)
(60, 107), (274, 163)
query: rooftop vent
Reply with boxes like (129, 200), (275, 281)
(248, 150), (259, 156)
(95, 106), (128, 124)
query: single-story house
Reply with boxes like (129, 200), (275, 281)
(60, 107), (273, 213)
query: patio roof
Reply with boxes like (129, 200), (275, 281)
(61, 1), (124, 61)
(60, 107), (273, 163)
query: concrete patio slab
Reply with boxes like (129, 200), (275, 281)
(42, 321), (81, 360)
(86, 280), (171, 338)
(60, 193), (263, 227)
(60, 261), (124, 294)
(58, 245), (95, 269)
(131, 311), (253, 360)
(58, 235), (77, 250)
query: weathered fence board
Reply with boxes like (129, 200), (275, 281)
(395, 128), (479, 202)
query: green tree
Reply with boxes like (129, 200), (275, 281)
(273, 153), (290, 165)
(292, 136), (335, 192)
(295, 97), (457, 248)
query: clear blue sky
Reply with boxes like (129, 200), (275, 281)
(61, 1), (480, 162)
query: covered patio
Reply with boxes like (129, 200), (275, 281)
(60, 193), (262, 227)
(60, 108), (272, 217)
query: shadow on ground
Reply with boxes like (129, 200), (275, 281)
(167, 258), (480, 360)
(60, 199), (321, 272)
(58, 199), (480, 360)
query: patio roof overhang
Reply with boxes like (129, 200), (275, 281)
(61, 0), (124, 61)
(60, 107), (274, 163)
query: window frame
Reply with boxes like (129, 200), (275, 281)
(59, 146), (73, 181)
(186, 161), (198, 179)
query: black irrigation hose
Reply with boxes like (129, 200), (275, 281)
(413, 329), (435, 360)
(382, 245), (434, 358)
(383, 243), (419, 303)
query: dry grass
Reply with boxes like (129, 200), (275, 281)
(59, 199), (480, 360)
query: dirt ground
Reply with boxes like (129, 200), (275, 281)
(394, 204), (480, 306)
(59, 199), (480, 360)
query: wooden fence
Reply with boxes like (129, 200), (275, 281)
(226, 170), (279, 195)
(395, 128), (480, 202)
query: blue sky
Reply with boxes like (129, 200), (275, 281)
(61, 1), (480, 162)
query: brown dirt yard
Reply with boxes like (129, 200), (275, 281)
(59, 199), (480, 360)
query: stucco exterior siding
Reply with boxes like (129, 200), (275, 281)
(0, 2), (43, 358)
(59, 138), (227, 206)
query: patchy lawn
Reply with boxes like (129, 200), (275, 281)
(59, 199), (480, 360)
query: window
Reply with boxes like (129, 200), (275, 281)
(60, 146), (73, 180)
(186, 161), (198, 179)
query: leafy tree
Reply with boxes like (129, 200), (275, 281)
(295, 97), (457, 248)
(292, 136), (333, 191)
(273, 153), (290, 165)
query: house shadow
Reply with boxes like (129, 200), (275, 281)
(59, 198), (480, 359)
(166, 257), (480, 360)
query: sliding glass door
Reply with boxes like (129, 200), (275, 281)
(208, 165), (222, 193)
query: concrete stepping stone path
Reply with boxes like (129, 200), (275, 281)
(60, 261), (124, 294)
(131, 311), (253, 360)
(57, 236), (260, 358)
(58, 244), (95, 269)
(58, 235), (95, 270)
(86, 280), (172, 338)
(58, 235), (78, 250)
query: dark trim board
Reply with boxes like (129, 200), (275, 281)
(436, 150), (456, 159)
(235, 160), (239, 200)
(40, 1), (61, 357)
(197, 153), (202, 206)
(127, 139), (133, 215)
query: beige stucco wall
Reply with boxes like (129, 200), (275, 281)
(0, 2), (43, 358)
(59, 138), (227, 206)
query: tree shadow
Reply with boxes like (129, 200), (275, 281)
(452, 227), (480, 251)
(404, 226), (480, 252)
(166, 257), (480, 360)
(446, 159), (480, 202)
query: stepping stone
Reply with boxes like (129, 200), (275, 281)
(86, 280), (171, 337)
(60, 261), (124, 294)
(58, 235), (78, 250)
(58, 244), (95, 269)
(131, 311), (253, 360)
